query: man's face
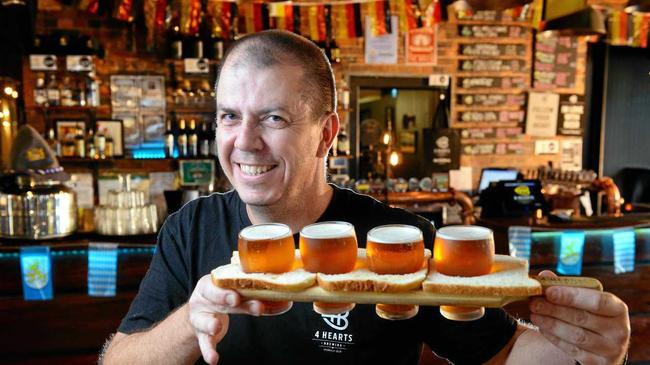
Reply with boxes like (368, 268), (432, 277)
(216, 61), (326, 208)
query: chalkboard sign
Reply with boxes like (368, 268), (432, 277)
(534, 34), (578, 89)
(460, 43), (526, 57)
(458, 76), (527, 89)
(458, 93), (526, 107)
(557, 94), (585, 136)
(459, 59), (527, 72)
(458, 25), (527, 38)
(458, 110), (526, 123)
(456, 10), (528, 22)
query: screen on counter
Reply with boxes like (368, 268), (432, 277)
(478, 168), (519, 192)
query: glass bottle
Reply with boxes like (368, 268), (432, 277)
(164, 118), (175, 158)
(188, 119), (198, 157)
(177, 119), (188, 157)
(60, 76), (75, 106)
(94, 127), (106, 159)
(74, 127), (86, 158)
(104, 128), (114, 158)
(199, 121), (210, 157)
(46, 74), (60, 107)
(34, 73), (47, 106)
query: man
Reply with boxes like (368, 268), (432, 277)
(103, 30), (630, 365)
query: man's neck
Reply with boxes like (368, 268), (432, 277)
(245, 184), (334, 234)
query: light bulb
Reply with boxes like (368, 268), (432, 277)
(389, 151), (399, 166)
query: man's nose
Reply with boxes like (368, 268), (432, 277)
(233, 120), (264, 151)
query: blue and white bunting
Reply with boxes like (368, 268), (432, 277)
(88, 243), (119, 297)
(508, 226), (532, 261)
(613, 229), (635, 274)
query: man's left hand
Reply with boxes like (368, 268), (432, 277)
(529, 271), (630, 365)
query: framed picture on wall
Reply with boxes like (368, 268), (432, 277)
(399, 131), (417, 154)
(96, 119), (125, 157)
(55, 120), (86, 142)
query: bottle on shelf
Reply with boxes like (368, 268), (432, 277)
(46, 74), (60, 107)
(73, 126), (86, 158)
(164, 118), (175, 158)
(60, 76), (76, 107)
(46, 127), (61, 157)
(76, 78), (87, 107)
(86, 128), (96, 159)
(104, 128), (114, 158)
(62, 134), (75, 157)
(199, 120), (210, 157)
(34, 73), (47, 106)
(169, 25), (183, 59)
(85, 73), (100, 107)
(188, 119), (198, 157)
(177, 118), (188, 157)
(329, 39), (341, 64)
(336, 129), (350, 156)
(94, 127), (106, 159)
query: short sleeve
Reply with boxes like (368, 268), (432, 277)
(117, 218), (190, 334)
(419, 307), (518, 364)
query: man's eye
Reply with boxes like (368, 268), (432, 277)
(264, 115), (288, 128)
(219, 113), (238, 125)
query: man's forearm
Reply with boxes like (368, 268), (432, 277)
(102, 304), (201, 365)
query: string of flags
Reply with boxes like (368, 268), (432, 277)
(607, 10), (650, 48)
(15, 243), (155, 301)
(508, 226), (639, 276)
(94, 0), (443, 43)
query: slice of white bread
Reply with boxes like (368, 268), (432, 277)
(317, 249), (432, 293)
(211, 250), (316, 292)
(422, 254), (542, 296)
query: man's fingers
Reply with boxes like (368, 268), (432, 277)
(530, 298), (607, 333)
(544, 286), (627, 317)
(197, 333), (219, 365)
(530, 314), (619, 358)
(190, 312), (222, 335)
(537, 331), (609, 365)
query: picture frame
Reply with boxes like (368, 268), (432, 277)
(55, 120), (86, 142)
(179, 159), (215, 186)
(96, 119), (125, 157)
(399, 131), (417, 154)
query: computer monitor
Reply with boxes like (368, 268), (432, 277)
(478, 168), (519, 193)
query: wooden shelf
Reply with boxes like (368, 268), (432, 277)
(168, 106), (216, 114)
(26, 105), (111, 114)
(454, 38), (530, 45)
(456, 55), (528, 61)
(455, 20), (535, 27)
(454, 88), (528, 94)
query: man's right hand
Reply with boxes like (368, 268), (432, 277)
(188, 274), (265, 364)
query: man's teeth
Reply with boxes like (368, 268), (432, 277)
(240, 164), (274, 176)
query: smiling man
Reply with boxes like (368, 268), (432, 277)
(102, 30), (630, 365)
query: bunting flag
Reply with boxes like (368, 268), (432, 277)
(557, 231), (585, 276)
(608, 11), (650, 48)
(242, 3), (255, 34)
(395, 0), (417, 34)
(20, 246), (53, 301)
(114, 0), (135, 21)
(342, 3), (363, 38)
(270, 3), (295, 32)
(432, 0), (442, 24)
(612, 229), (635, 274)
(325, 4), (333, 41)
(308, 5), (327, 42)
(252, 2), (269, 32)
(179, 0), (202, 35)
(293, 4), (301, 35)
(208, 0), (237, 38)
(78, 0), (99, 14)
(365, 0), (389, 36)
(88, 243), (119, 297)
(508, 226), (532, 261)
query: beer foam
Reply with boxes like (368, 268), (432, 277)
(436, 225), (492, 241)
(300, 221), (355, 239)
(240, 223), (292, 240)
(368, 225), (423, 244)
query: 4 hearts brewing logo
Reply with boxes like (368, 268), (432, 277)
(312, 312), (355, 354)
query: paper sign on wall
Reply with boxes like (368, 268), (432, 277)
(406, 27), (437, 65)
(526, 92), (560, 137)
(364, 16), (398, 64)
(560, 138), (583, 171)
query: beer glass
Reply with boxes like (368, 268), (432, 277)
(238, 223), (295, 315)
(367, 224), (424, 320)
(299, 221), (358, 314)
(433, 225), (495, 321)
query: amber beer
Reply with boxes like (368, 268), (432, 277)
(238, 223), (295, 315)
(367, 224), (425, 320)
(299, 221), (358, 314)
(433, 225), (495, 321)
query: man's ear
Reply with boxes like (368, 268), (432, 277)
(316, 112), (340, 158)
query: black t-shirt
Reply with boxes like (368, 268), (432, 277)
(119, 185), (517, 364)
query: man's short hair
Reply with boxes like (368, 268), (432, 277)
(215, 30), (337, 120)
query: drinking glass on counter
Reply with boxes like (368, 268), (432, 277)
(299, 221), (358, 314)
(367, 224), (425, 320)
(433, 225), (495, 321)
(238, 223), (295, 315)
